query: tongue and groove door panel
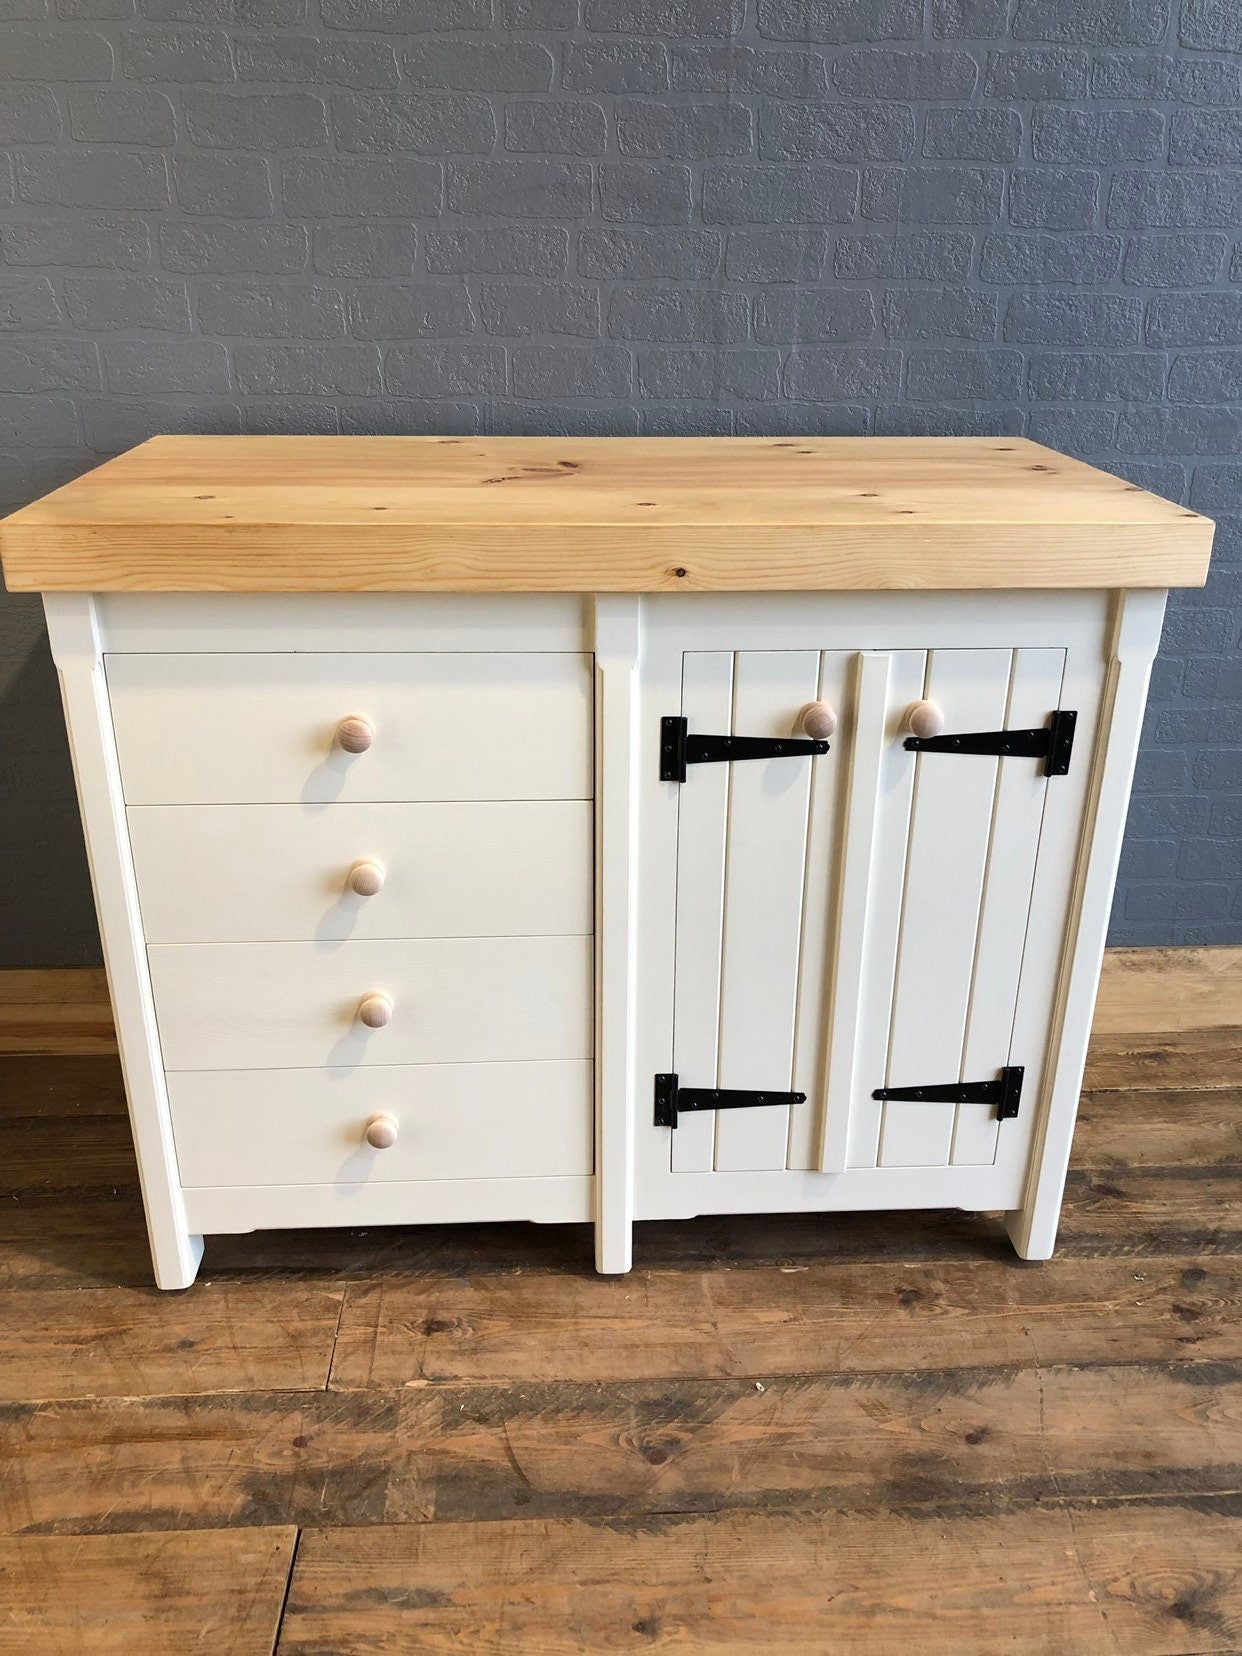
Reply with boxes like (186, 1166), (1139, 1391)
(666, 641), (1065, 1180)
(670, 648), (850, 1174)
(870, 646), (1064, 1170)
(948, 647), (1066, 1167)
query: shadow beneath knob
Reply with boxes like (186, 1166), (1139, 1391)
(301, 740), (356, 805)
(313, 889), (366, 946)
(326, 1018), (384, 1072)
(335, 1141), (382, 1184)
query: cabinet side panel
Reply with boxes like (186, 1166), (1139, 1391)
(42, 595), (201, 1291)
(1006, 591), (1166, 1259)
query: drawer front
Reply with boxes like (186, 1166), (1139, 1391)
(107, 651), (593, 805)
(168, 1060), (593, 1187)
(149, 936), (593, 1071)
(128, 800), (593, 944)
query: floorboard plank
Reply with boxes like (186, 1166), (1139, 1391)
(410, 1361), (1242, 1526)
(277, 1500), (1242, 1655)
(0, 1389), (421, 1535)
(0, 971), (115, 1058)
(0, 1116), (139, 1196)
(0, 1237), (157, 1293)
(1056, 1167), (1242, 1257)
(0, 1282), (346, 1402)
(0, 1526), (296, 1655)
(1084, 1029), (1242, 1093)
(1093, 947), (1242, 1036)
(2, 1362), (1236, 1536)
(326, 1256), (1240, 1388)
(0, 1187), (146, 1246)
(1074, 1087), (1242, 1169)
(0, 1055), (128, 1119)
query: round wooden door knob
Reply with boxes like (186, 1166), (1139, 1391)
(798, 701), (837, 740)
(905, 700), (946, 739)
(364, 1113), (398, 1150)
(357, 992), (392, 1030)
(336, 715), (374, 755)
(348, 859), (385, 898)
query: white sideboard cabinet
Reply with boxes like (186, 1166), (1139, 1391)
(0, 436), (1213, 1288)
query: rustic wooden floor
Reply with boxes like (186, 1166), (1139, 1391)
(0, 950), (1238, 1654)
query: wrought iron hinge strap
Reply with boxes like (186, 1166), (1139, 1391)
(872, 1065), (1024, 1121)
(904, 710), (1077, 777)
(654, 1073), (807, 1129)
(660, 716), (829, 784)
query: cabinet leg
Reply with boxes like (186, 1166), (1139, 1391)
(1004, 1206), (1056, 1261)
(594, 1217), (632, 1276)
(151, 1231), (205, 1291)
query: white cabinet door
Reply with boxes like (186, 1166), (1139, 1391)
(842, 646), (1066, 1172)
(657, 636), (1069, 1180)
(668, 648), (852, 1174)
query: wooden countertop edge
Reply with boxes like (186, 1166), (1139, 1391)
(0, 517), (1215, 593)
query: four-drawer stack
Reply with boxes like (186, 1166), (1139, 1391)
(108, 647), (595, 1197)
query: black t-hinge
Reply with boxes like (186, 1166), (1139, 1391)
(654, 1073), (807, 1129)
(660, 716), (829, 783)
(872, 1065), (1024, 1121)
(904, 710), (1076, 776)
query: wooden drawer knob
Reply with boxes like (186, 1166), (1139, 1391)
(798, 701), (837, 740)
(358, 992), (392, 1030)
(364, 1113), (398, 1150)
(905, 700), (945, 739)
(336, 715), (374, 754)
(348, 859), (385, 898)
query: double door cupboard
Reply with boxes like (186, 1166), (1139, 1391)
(0, 436), (1213, 1287)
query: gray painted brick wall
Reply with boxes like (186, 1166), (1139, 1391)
(0, 0), (1239, 964)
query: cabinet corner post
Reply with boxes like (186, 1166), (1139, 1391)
(591, 596), (642, 1274)
(1007, 588), (1168, 1260)
(43, 592), (204, 1290)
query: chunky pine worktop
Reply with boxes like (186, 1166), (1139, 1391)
(0, 434), (1212, 593)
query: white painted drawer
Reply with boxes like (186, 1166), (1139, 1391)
(106, 651), (593, 805)
(168, 1060), (592, 1188)
(148, 936), (593, 1071)
(128, 800), (593, 943)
